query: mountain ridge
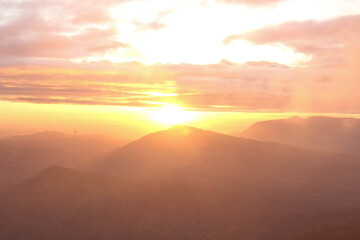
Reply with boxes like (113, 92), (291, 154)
(241, 116), (360, 154)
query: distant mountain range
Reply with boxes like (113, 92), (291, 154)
(2, 131), (128, 163)
(241, 116), (360, 155)
(1, 125), (360, 240)
(0, 132), (128, 191)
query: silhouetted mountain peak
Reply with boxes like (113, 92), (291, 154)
(136, 125), (233, 145)
(90, 126), (248, 176)
(94, 124), (346, 179)
(168, 124), (197, 131)
(289, 116), (304, 121)
(166, 125), (205, 136)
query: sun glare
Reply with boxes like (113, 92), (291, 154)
(150, 104), (196, 125)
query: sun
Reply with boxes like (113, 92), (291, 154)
(150, 104), (196, 125)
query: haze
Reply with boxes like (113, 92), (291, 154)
(1, 0), (360, 239)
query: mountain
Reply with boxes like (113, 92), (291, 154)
(2, 126), (360, 240)
(0, 131), (128, 190)
(241, 116), (360, 155)
(0, 143), (70, 191)
(2, 131), (128, 164)
(91, 125), (360, 202)
(88, 125), (360, 238)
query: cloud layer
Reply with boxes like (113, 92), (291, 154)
(224, 14), (360, 66)
(218, 0), (284, 6)
(0, 1), (360, 114)
(0, 0), (131, 60)
(0, 53), (359, 113)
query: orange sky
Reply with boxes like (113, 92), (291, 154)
(1, 0), (360, 138)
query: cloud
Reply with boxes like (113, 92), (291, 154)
(0, 96), (157, 108)
(0, 57), (360, 113)
(0, 0), (132, 60)
(224, 14), (360, 66)
(0, 10), (360, 114)
(132, 9), (172, 32)
(0, 62), (179, 109)
(217, 0), (284, 6)
(133, 20), (166, 31)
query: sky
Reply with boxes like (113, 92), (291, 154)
(0, 0), (360, 139)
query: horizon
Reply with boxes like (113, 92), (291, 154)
(0, 114), (360, 141)
(3, 114), (360, 141)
